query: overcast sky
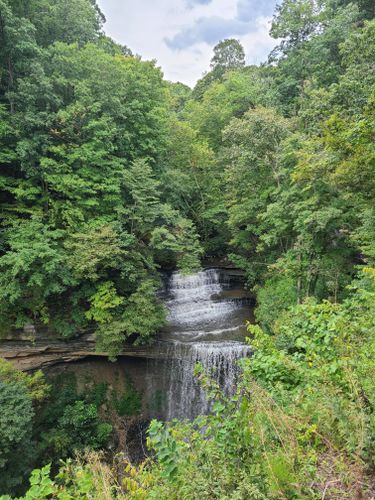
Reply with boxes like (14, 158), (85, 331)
(97, 0), (278, 87)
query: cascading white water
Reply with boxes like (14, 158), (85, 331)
(163, 340), (251, 420)
(166, 269), (238, 327)
(155, 268), (252, 420)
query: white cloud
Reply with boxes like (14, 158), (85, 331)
(242, 16), (276, 64)
(97, 0), (277, 86)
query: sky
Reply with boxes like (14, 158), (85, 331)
(97, 0), (279, 87)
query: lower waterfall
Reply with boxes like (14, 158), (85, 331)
(148, 268), (252, 420)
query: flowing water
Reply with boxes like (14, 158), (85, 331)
(148, 268), (253, 420)
(47, 268), (253, 424)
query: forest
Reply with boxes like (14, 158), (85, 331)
(0, 0), (374, 498)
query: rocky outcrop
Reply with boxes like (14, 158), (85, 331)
(0, 333), (169, 371)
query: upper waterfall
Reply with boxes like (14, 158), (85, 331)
(162, 268), (252, 342)
(166, 269), (239, 327)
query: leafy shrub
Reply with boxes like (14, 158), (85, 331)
(0, 359), (49, 403)
(0, 381), (34, 494)
(111, 377), (142, 416)
(0, 360), (49, 495)
(255, 276), (297, 332)
(37, 375), (113, 461)
(18, 453), (119, 499)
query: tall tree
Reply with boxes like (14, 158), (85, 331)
(193, 38), (246, 99)
(210, 38), (245, 74)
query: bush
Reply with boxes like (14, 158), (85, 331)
(111, 376), (142, 416)
(0, 381), (34, 494)
(255, 276), (297, 332)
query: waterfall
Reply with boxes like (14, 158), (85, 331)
(150, 268), (252, 420)
(163, 340), (251, 420)
(166, 269), (238, 327)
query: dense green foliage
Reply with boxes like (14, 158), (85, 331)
(0, 360), (49, 493)
(0, 362), (147, 497)
(33, 373), (113, 467)
(1, 0), (375, 496)
(0, 0), (202, 351)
